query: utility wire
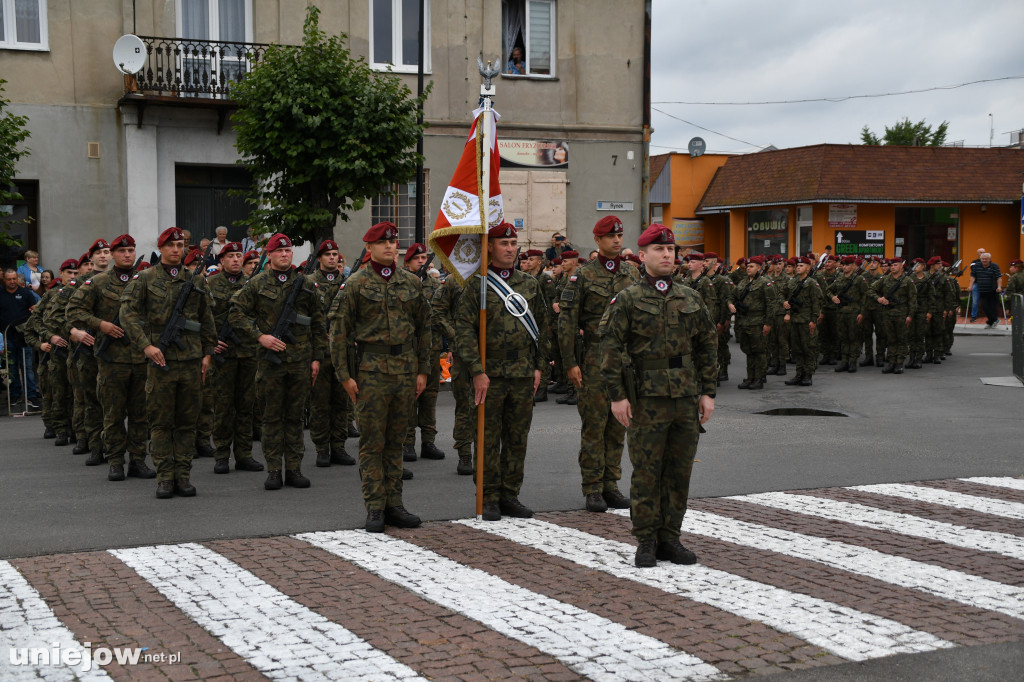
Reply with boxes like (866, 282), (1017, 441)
(651, 107), (762, 148)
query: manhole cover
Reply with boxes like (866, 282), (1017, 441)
(756, 408), (849, 417)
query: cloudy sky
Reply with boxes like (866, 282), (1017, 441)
(649, 0), (1024, 154)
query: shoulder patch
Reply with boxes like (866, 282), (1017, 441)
(84, 280), (91, 285)
(132, 274), (140, 279)
(339, 283), (345, 290)
(569, 275), (577, 282)
(609, 296), (616, 305)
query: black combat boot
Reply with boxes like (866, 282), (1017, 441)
(533, 385), (547, 402)
(834, 361), (849, 372)
(421, 442), (445, 460)
(365, 510), (385, 533)
(635, 538), (657, 567)
(195, 443), (216, 458)
(717, 370), (728, 382)
(108, 463), (125, 482)
(234, 457), (264, 471)
(315, 450), (331, 467)
(847, 361), (857, 373)
(603, 488), (630, 509)
(482, 501), (501, 521)
(126, 459), (156, 478)
(456, 451), (473, 476)
(174, 477), (196, 497)
(784, 373), (803, 386)
(656, 539), (698, 565)
(54, 433), (70, 447)
(385, 505), (422, 528)
(403, 443), (418, 462)
(214, 459), (231, 474)
(285, 469), (311, 488)
(402, 468), (414, 480)
(549, 381), (568, 395)
(585, 492), (608, 513)
(264, 471), (283, 490)
(556, 387), (577, 405)
(774, 364), (787, 376)
(799, 374), (813, 386)
(347, 421), (360, 438)
(893, 361), (905, 374)
(44, 427), (56, 439)
(748, 378), (764, 390)
(330, 445), (355, 465)
(156, 480), (174, 499)
(932, 353), (942, 364)
(85, 449), (106, 466)
(737, 378), (753, 389)
(882, 363), (895, 374)
(72, 441), (91, 455)
(499, 497), (534, 518)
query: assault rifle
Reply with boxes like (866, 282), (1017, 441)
(264, 241), (322, 366)
(834, 259), (868, 306)
(786, 259), (823, 312)
(414, 253), (436, 280)
(214, 253), (266, 365)
(153, 243), (214, 371)
(94, 256), (146, 362)
(344, 248), (367, 281)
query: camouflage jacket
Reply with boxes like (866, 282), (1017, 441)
(910, 273), (939, 316)
(870, 273), (917, 317)
(782, 274), (824, 323)
(20, 287), (58, 351)
(860, 271), (884, 310)
(815, 269), (840, 309)
(229, 267), (326, 364)
(41, 279), (80, 343)
(328, 265), (430, 380)
(600, 277), (717, 401)
(557, 258), (641, 368)
(120, 263), (217, 362)
(66, 268), (144, 364)
(676, 271), (717, 317)
(455, 268), (549, 379)
(709, 272), (735, 324)
(769, 273), (790, 317)
(1005, 271), (1024, 298)
(827, 271), (867, 314)
(309, 268), (345, 364)
(733, 274), (778, 327)
(208, 269), (255, 359)
(411, 270), (443, 351)
(431, 275), (462, 355)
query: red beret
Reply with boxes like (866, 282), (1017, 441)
(593, 215), (624, 236)
(316, 239), (339, 256)
(487, 221), (517, 239)
(48, 278), (62, 289)
(404, 243), (427, 262)
(827, 254), (839, 262)
(242, 250), (260, 264)
(637, 223), (675, 247)
(88, 238), (111, 255)
(77, 253), (91, 268)
(560, 250), (579, 259)
(137, 261), (150, 271)
(841, 255), (857, 265)
(217, 242), (243, 259)
(703, 251), (719, 260)
(157, 227), (185, 247)
(364, 221), (400, 242)
(362, 251), (371, 264)
(926, 256), (942, 266)
(912, 257), (925, 264)
(109, 234), (135, 250)
(624, 254), (641, 264)
(265, 233), (292, 252)
(59, 258), (78, 272)
(551, 257), (563, 265)
(748, 255), (765, 265)
(686, 252), (705, 261)
(786, 257), (797, 266)
(183, 247), (203, 265)
(796, 256), (813, 265)
(770, 255), (784, 263)
(1009, 259), (1023, 267)
(524, 249), (543, 258)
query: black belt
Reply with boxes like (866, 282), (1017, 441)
(360, 342), (413, 355)
(638, 355), (690, 370)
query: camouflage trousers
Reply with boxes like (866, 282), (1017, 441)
(788, 321), (818, 376)
(37, 355), (53, 428)
(478, 376), (535, 503)
(70, 359), (83, 439)
(735, 324), (768, 380)
(73, 354), (102, 449)
(355, 371), (416, 511)
(908, 314), (927, 358)
(310, 359), (347, 454)
(835, 311), (861, 363)
(146, 360), (202, 483)
(405, 354), (440, 446)
(577, 355), (624, 495)
(627, 395), (700, 542)
(882, 313), (910, 366)
(926, 313), (945, 355)
(768, 314), (789, 366)
(717, 325), (731, 375)
(211, 355), (257, 461)
(450, 353), (474, 455)
(47, 354), (72, 434)
(861, 308), (887, 361)
(819, 309), (839, 359)
(943, 310), (956, 352)
(195, 365), (215, 447)
(257, 359), (311, 472)
(97, 360), (148, 466)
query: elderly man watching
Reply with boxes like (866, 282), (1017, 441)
(968, 252), (1002, 328)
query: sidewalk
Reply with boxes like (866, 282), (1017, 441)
(955, 316), (1013, 336)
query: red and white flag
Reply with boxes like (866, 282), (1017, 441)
(428, 108), (503, 284)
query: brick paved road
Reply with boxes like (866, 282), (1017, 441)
(2, 477), (1022, 681)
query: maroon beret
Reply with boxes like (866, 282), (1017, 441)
(364, 221), (400, 242)
(624, 254), (641, 264)
(88, 238), (111, 255)
(786, 257), (797, 266)
(827, 254), (839, 262)
(637, 223), (675, 247)
(926, 256), (942, 266)
(404, 243), (427, 263)
(686, 252), (705, 262)
(747, 255), (765, 265)
(137, 261), (150, 271)
(183, 247), (203, 266)
(48, 278), (62, 290)
(524, 249), (543, 258)
(912, 257), (925, 264)
(703, 251), (719, 260)
(265, 233), (292, 252)
(841, 255), (857, 265)
(77, 253), (91, 268)
(217, 242), (243, 259)
(157, 227), (185, 247)
(551, 257), (563, 266)
(1009, 259), (1023, 268)
(593, 215), (624, 236)
(242, 250), (260, 265)
(59, 258), (79, 272)
(316, 239), (339, 256)
(487, 221), (517, 239)
(109, 234), (135, 250)
(560, 250), (579, 259)
(796, 256), (813, 265)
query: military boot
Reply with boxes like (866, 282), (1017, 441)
(931, 353), (942, 364)
(54, 433), (70, 447)
(285, 469), (311, 488)
(347, 421), (360, 438)
(403, 443), (418, 462)
(784, 373), (803, 386)
(43, 427), (56, 439)
(859, 355), (874, 367)
(549, 381), (568, 395)
(847, 361), (857, 373)
(456, 450), (473, 476)
(799, 374), (813, 386)
(834, 361), (849, 372)
(882, 362), (895, 374)
(907, 356), (922, 369)
(893, 361), (905, 374)
(585, 492), (608, 513)
(603, 488), (630, 509)
(737, 378), (753, 389)
(126, 460), (156, 478)
(748, 378), (764, 390)
(72, 441), (91, 455)
(214, 459), (231, 474)
(717, 369), (729, 382)
(85, 449), (106, 466)
(481, 501), (501, 521)
(774, 363), (788, 376)
(556, 387), (577, 405)
(656, 539), (698, 565)
(315, 450), (331, 467)
(384, 505), (422, 528)
(533, 385), (548, 403)
(195, 443), (215, 458)
(174, 477), (196, 497)
(499, 497), (534, 518)
(365, 509), (385, 533)
(635, 538), (657, 568)
(264, 471), (283, 490)
(402, 468), (414, 480)
(330, 444), (355, 466)
(156, 480), (174, 499)
(108, 463), (125, 482)
(421, 442), (445, 460)
(235, 457), (265, 472)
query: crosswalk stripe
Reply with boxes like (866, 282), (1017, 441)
(844, 483), (1024, 520)
(110, 544), (424, 681)
(456, 518), (953, 662)
(729, 492), (1024, 561)
(609, 508), (1024, 621)
(0, 561), (113, 681)
(959, 477), (1024, 492)
(297, 530), (725, 682)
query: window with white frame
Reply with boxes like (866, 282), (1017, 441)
(370, 0), (431, 73)
(176, 0), (253, 94)
(502, 0), (555, 77)
(0, 0), (48, 51)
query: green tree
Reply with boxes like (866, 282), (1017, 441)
(0, 79), (31, 248)
(230, 6), (430, 246)
(861, 117), (949, 146)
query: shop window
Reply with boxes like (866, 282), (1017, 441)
(746, 209), (788, 257)
(372, 174), (430, 248)
(371, 0), (430, 73)
(0, 0), (48, 51)
(502, 0), (555, 77)
(894, 206), (958, 264)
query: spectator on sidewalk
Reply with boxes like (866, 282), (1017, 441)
(1, 268), (41, 408)
(17, 250), (44, 292)
(969, 252), (1002, 328)
(969, 248), (984, 321)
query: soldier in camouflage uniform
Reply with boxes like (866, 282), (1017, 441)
(815, 256), (840, 365)
(36, 260), (78, 445)
(859, 256), (887, 366)
(229, 233), (324, 491)
(180, 246), (217, 460)
(729, 255), (776, 389)
(207, 242), (264, 474)
(942, 260), (960, 356)
(519, 249), (553, 402)
(764, 257), (789, 375)
(329, 222), (429, 532)
(120, 227), (217, 498)
(905, 258), (933, 369)
(677, 253), (716, 313)
(66, 234), (156, 481)
(22, 265), (74, 438)
(1005, 259), (1023, 297)
(558, 216), (640, 513)
(702, 253), (733, 383)
(71, 239), (113, 463)
(402, 242), (446, 462)
(781, 256), (824, 386)
(829, 255), (867, 372)
(432, 272), (475, 475)
(553, 251), (579, 405)
(600, 223), (717, 568)
(870, 259), (917, 374)
(307, 240), (355, 469)
(922, 256), (947, 364)
(728, 258), (746, 286)
(455, 222), (549, 522)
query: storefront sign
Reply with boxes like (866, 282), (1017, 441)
(829, 204), (858, 229)
(498, 139), (569, 169)
(747, 209), (788, 233)
(672, 219), (704, 248)
(747, 209), (788, 256)
(596, 201), (634, 211)
(834, 230), (885, 256)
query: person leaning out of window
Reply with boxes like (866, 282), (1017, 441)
(507, 45), (525, 75)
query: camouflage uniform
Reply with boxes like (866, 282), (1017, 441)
(432, 275), (474, 466)
(908, 272), (935, 365)
(943, 273), (959, 353)
(599, 276), (717, 542)
(860, 270), (887, 364)
(827, 269), (868, 366)
(229, 267), (326, 475)
(782, 274), (824, 379)
(120, 264), (217, 484)
(455, 268), (549, 505)
(208, 269), (258, 465)
(308, 268), (349, 464)
(733, 273), (777, 383)
(558, 257), (640, 497)
(710, 271), (735, 379)
(329, 265), (430, 512)
(815, 267), (840, 362)
(66, 268), (150, 469)
(870, 272), (917, 369)
(20, 289), (57, 432)
(37, 286), (74, 439)
(767, 270), (790, 371)
(537, 271), (558, 390)
(43, 280), (98, 446)
(405, 272), (443, 451)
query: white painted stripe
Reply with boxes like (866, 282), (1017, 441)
(297, 530), (724, 682)
(0, 561), (113, 681)
(457, 518), (952, 662)
(959, 477), (1024, 492)
(610, 508), (1024, 622)
(845, 483), (1024, 520)
(110, 544), (423, 681)
(730, 492), (1024, 561)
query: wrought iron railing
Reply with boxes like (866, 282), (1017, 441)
(129, 36), (274, 99)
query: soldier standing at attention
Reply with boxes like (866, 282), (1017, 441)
(39, 260), (78, 446)
(207, 242), (265, 474)
(703, 253), (734, 384)
(329, 222), (429, 532)
(923, 256), (949, 363)
(830, 255), (867, 372)
(120, 227), (217, 498)
(242, 250), (260, 277)
(871, 259), (916, 374)
(182, 246), (218, 461)
(559, 216), (640, 513)
(229, 233), (324, 491)
(432, 270), (475, 475)
(553, 250), (579, 405)
(455, 222), (549, 522)
(600, 223), (717, 568)
(519, 249), (554, 403)
(766, 256), (790, 376)
(782, 256), (824, 386)
(66, 234), (156, 482)
(905, 258), (933, 369)
(402, 242), (446, 463)
(815, 256), (841, 365)
(729, 255), (775, 389)
(43, 252), (91, 453)
(308, 240), (356, 469)
(859, 256), (887, 366)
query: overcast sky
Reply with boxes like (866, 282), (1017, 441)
(649, 0), (1024, 154)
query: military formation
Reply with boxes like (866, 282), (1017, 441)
(16, 219), (971, 567)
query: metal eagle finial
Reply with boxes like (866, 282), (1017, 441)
(477, 56), (500, 90)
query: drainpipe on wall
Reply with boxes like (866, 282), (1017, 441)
(640, 0), (652, 232)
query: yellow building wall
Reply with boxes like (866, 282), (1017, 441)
(666, 154), (730, 254)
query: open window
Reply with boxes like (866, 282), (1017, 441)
(502, 0), (555, 77)
(0, 0), (48, 51)
(370, 0), (431, 73)
(176, 0), (252, 95)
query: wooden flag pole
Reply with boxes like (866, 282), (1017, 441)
(475, 100), (492, 518)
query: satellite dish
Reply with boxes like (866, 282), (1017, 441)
(113, 34), (146, 75)
(688, 137), (706, 158)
